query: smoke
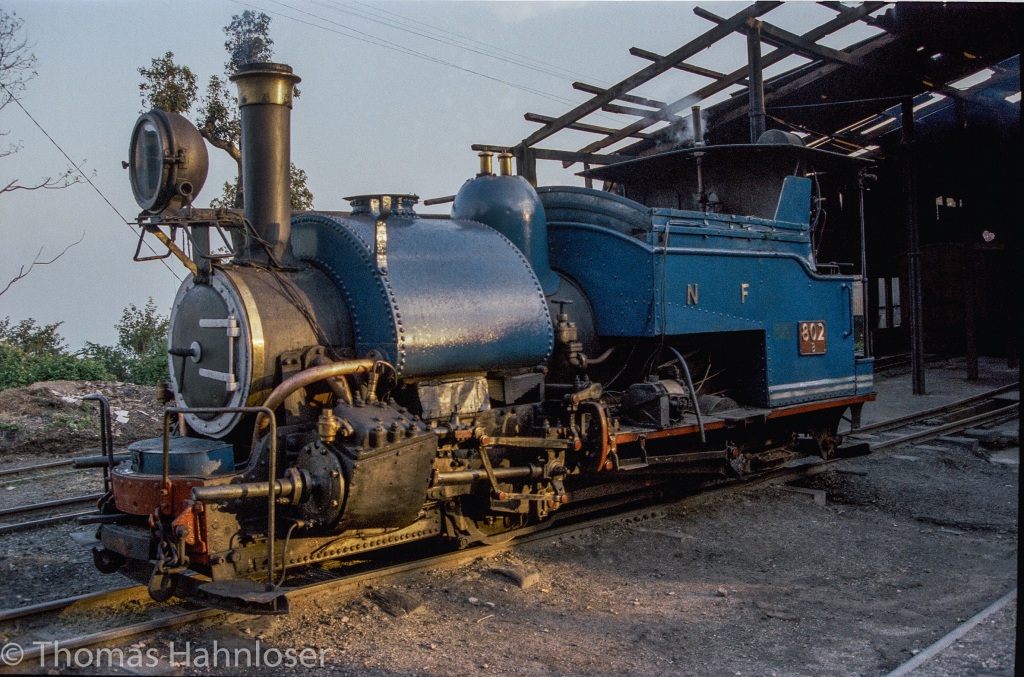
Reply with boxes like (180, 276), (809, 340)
(660, 105), (709, 149)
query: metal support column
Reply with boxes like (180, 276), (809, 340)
(746, 21), (766, 143)
(902, 98), (926, 395)
(857, 168), (875, 357)
(513, 144), (538, 187)
(964, 243), (979, 380)
(954, 98), (979, 380)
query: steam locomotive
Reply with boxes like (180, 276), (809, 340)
(86, 63), (874, 612)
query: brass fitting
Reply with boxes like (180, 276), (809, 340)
(318, 409), (342, 444)
(478, 152), (494, 177)
(498, 152), (513, 176)
(231, 64), (301, 109)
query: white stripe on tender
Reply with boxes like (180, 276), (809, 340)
(769, 375), (855, 393)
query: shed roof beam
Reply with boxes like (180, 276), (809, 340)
(524, 113), (653, 140)
(572, 82), (668, 110)
(471, 144), (624, 166)
(712, 33), (897, 129)
(628, 47), (749, 86)
(565, 1), (887, 163)
(519, 2), (782, 148)
(602, 103), (683, 123)
(752, 19), (867, 68)
(693, 7), (868, 69)
(818, 1), (889, 28)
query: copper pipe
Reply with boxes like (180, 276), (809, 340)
(253, 359), (374, 443)
(586, 347), (616, 365)
(310, 355), (354, 405)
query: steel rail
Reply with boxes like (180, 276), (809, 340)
(884, 588), (1017, 677)
(0, 493), (104, 518)
(0, 510), (97, 536)
(0, 465), (822, 665)
(868, 403), (1018, 451)
(0, 459), (74, 479)
(13, 608), (222, 664)
(853, 382), (1018, 435)
(0, 586), (149, 623)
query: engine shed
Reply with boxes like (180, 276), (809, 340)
(476, 1), (1021, 392)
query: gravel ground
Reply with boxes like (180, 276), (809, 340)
(0, 363), (1017, 676)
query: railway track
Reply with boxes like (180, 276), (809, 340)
(0, 458), (76, 480)
(846, 382), (1018, 450)
(0, 455), (835, 669)
(0, 383), (1017, 668)
(0, 463), (104, 535)
(0, 452), (125, 535)
(0, 494), (103, 536)
(0, 460), (950, 666)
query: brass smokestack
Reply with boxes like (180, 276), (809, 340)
(231, 63), (301, 267)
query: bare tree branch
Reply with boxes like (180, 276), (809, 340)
(1, 11), (37, 114)
(1, 166), (82, 195)
(0, 232), (85, 297)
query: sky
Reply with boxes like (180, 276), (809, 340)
(0, 0), (880, 349)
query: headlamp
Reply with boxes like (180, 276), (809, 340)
(128, 109), (209, 215)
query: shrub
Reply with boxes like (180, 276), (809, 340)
(0, 300), (169, 391)
(80, 299), (170, 385)
(0, 342), (112, 391)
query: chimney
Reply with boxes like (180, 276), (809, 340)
(230, 63), (301, 266)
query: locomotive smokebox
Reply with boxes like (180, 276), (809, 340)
(231, 63), (301, 267)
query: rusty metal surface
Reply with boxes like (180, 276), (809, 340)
(110, 471), (208, 517)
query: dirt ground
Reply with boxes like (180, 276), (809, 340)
(0, 380), (166, 608)
(75, 421), (1013, 677)
(0, 364), (1018, 676)
(0, 380), (164, 460)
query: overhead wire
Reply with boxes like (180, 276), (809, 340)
(325, 0), (614, 86)
(238, 0), (635, 127)
(240, 0), (591, 110)
(0, 81), (183, 283)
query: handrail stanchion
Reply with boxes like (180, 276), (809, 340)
(159, 406), (280, 590)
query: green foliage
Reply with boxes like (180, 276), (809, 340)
(0, 342), (111, 391)
(209, 163), (313, 210)
(117, 299), (169, 359)
(0, 319), (111, 389)
(82, 298), (169, 385)
(140, 12), (312, 211)
(46, 410), (95, 432)
(290, 164), (314, 210)
(78, 342), (129, 382)
(138, 51), (198, 114)
(208, 179), (239, 210)
(1, 300), (169, 391)
(0, 317), (67, 354)
(224, 10), (274, 74)
(197, 75), (240, 154)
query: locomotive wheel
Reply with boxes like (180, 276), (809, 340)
(92, 547), (126, 574)
(576, 401), (611, 471)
